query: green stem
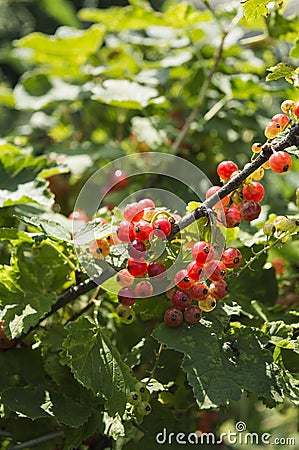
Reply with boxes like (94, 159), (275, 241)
(46, 240), (77, 272)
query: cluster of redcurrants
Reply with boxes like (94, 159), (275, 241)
(205, 100), (297, 230)
(163, 243), (242, 327)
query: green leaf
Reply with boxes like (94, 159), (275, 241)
(2, 386), (91, 427)
(241, 0), (273, 21)
(88, 79), (163, 110)
(62, 317), (136, 416)
(290, 39), (299, 58)
(0, 227), (33, 243)
(41, 0), (80, 27)
(266, 63), (296, 83)
(16, 215), (71, 242)
(262, 321), (294, 345)
(152, 319), (282, 408)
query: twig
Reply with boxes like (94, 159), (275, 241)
(8, 430), (64, 450)
(67, 285), (101, 322)
(146, 343), (164, 386)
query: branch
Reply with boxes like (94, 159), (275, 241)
(168, 123), (299, 239)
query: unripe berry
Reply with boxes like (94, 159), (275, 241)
(89, 239), (110, 259)
(128, 391), (142, 404)
(251, 142), (263, 153)
(281, 100), (295, 114)
(136, 401), (152, 416)
(269, 151), (292, 173)
(116, 304), (135, 324)
(273, 215), (288, 232)
(198, 295), (217, 312)
(184, 305), (201, 324)
(239, 200), (261, 222)
(285, 218), (299, 232)
(251, 167), (264, 181)
(263, 223), (275, 236)
(164, 307), (183, 327)
(264, 121), (281, 139)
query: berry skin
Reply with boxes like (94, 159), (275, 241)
(128, 239), (147, 259)
(192, 241), (214, 264)
(147, 261), (166, 280)
(209, 280), (228, 300)
(133, 220), (153, 241)
(221, 247), (242, 269)
(217, 161), (239, 182)
(89, 239), (110, 259)
(294, 102), (299, 116)
(242, 182), (264, 202)
(184, 305), (202, 324)
(136, 401), (152, 416)
(198, 295), (217, 312)
(118, 287), (136, 306)
(116, 304), (135, 324)
(128, 391), (142, 404)
(116, 269), (134, 287)
(224, 207), (242, 228)
(124, 202), (144, 222)
(205, 260), (227, 282)
(187, 261), (205, 281)
(263, 222), (275, 236)
(190, 282), (209, 301)
(281, 100), (295, 114)
(164, 307), (183, 327)
(171, 290), (192, 310)
(135, 280), (153, 298)
(152, 218), (172, 238)
(269, 151), (292, 173)
(117, 220), (134, 243)
(174, 269), (193, 290)
(239, 200), (261, 222)
(264, 121), (281, 139)
(206, 186), (230, 208)
(127, 258), (147, 277)
(251, 142), (262, 153)
(271, 113), (290, 131)
(138, 198), (155, 210)
(273, 215), (288, 231)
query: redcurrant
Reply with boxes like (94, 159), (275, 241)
(184, 305), (201, 324)
(116, 269), (135, 287)
(190, 282), (209, 301)
(118, 287), (136, 306)
(269, 151), (292, 173)
(127, 258), (147, 277)
(205, 260), (227, 281)
(221, 247), (242, 269)
(217, 161), (239, 181)
(133, 220), (153, 241)
(239, 200), (261, 222)
(164, 307), (183, 327)
(147, 261), (166, 280)
(187, 261), (205, 281)
(171, 290), (192, 310)
(191, 241), (214, 264)
(89, 239), (110, 259)
(209, 280), (228, 300)
(206, 185), (230, 208)
(135, 280), (153, 298)
(128, 239), (147, 259)
(152, 218), (172, 238)
(242, 181), (264, 202)
(174, 269), (193, 290)
(224, 207), (241, 228)
(117, 220), (134, 242)
(198, 295), (217, 312)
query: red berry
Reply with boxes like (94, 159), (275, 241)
(224, 207), (241, 228)
(117, 220), (134, 242)
(269, 151), (292, 173)
(174, 269), (193, 290)
(217, 161), (239, 181)
(124, 202), (144, 222)
(271, 113), (289, 131)
(135, 280), (153, 298)
(294, 102), (299, 116)
(206, 186), (229, 208)
(118, 287), (136, 306)
(205, 260), (227, 281)
(264, 121), (281, 139)
(191, 241), (214, 264)
(171, 290), (192, 310)
(209, 280), (228, 300)
(239, 200), (261, 222)
(128, 239), (147, 259)
(190, 282), (209, 301)
(221, 247), (242, 269)
(152, 218), (171, 238)
(184, 305), (201, 324)
(133, 220), (153, 241)
(138, 198), (155, 209)
(147, 261), (166, 280)
(127, 258), (147, 277)
(187, 261), (205, 281)
(116, 269), (134, 287)
(164, 307), (183, 327)
(242, 182), (264, 202)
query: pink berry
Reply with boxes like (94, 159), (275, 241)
(138, 198), (155, 209)
(133, 220), (153, 241)
(209, 280), (228, 300)
(242, 182), (264, 202)
(184, 305), (201, 324)
(135, 280), (153, 298)
(221, 247), (242, 268)
(152, 218), (172, 238)
(191, 241), (214, 264)
(164, 307), (183, 327)
(127, 258), (147, 277)
(190, 282), (209, 301)
(224, 207), (242, 228)
(269, 151), (292, 173)
(217, 161), (239, 181)
(123, 202), (144, 222)
(147, 261), (166, 280)
(118, 287), (136, 306)
(117, 220), (134, 242)
(187, 261), (205, 281)
(206, 186), (230, 208)
(205, 260), (227, 282)
(116, 269), (134, 287)
(174, 269), (193, 290)
(239, 200), (261, 222)
(171, 290), (192, 310)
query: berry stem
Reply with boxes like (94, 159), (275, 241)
(146, 343), (164, 387)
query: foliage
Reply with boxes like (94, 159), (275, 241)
(0, 0), (298, 449)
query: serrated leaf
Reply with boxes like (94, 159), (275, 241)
(16, 215), (71, 242)
(262, 321), (294, 345)
(152, 320), (282, 408)
(88, 79), (162, 109)
(266, 63), (295, 83)
(241, 0), (273, 21)
(74, 222), (115, 245)
(62, 317), (135, 416)
(0, 227), (33, 242)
